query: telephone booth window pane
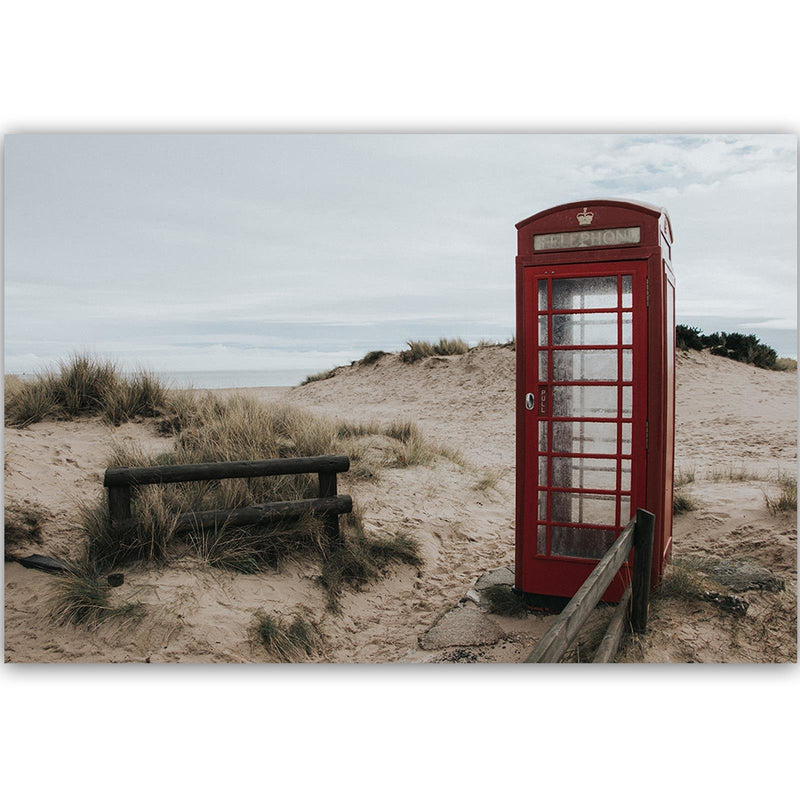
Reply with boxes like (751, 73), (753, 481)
(551, 526), (617, 559)
(538, 456), (548, 485)
(622, 312), (633, 344)
(552, 421), (618, 454)
(553, 313), (617, 346)
(539, 351), (549, 380)
(554, 385), (617, 418)
(622, 275), (633, 307)
(538, 422), (548, 451)
(538, 491), (548, 520)
(621, 423), (632, 454)
(551, 456), (618, 490)
(551, 492), (617, 526)
(538, 280), (548, 311)
(553, 349), (617, 382)
(537, 525), (547, 554)
(539, 315), (548, 345)
(621, 460), (631, 491)
(622, 386), (632, 417)
(552, 276), (618, 309)
(622, 349), (632, 381)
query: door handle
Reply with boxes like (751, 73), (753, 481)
(525, 392), (535, 410)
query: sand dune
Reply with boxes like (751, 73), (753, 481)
(4, 347), (797, 662)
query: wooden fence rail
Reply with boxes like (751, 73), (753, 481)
(103, 454), (351, 541)
(524, 508), (656, 664)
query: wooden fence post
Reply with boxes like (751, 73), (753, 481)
(318, 470), (340, 540)
(108, 485), (132, 527)
(631, 508), (655, 635)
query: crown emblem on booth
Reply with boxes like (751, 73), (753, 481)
(576, 207), (594, 226)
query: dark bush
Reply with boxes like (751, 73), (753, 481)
(676, 325), (703, 351)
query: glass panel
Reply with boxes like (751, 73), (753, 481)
(552, 313), (618, 346)
(551, 421), (618, 454)
(550, 492), (617, 526)
(621, 495), (633, 522)
(622, 275), (633, 307)
(622, 312), (633, 345)
(621, 459), (631, 491)
(538, 422), (548, 452)
(622, 349), (632, 381)
(552, 276), (618, 310)
(538, 491), (547, 520)
(551, 456), (618, 490)
(538, 279), (548, 311)
(537, 525), (547, 554)
(538, 455), (548, 485)
(621, 423), (632, 454)
(551, 526), (617, 559)
(539, 351), (548, 381)
(539, 315), (548, 345)
(622, 386), (632, 417)
(553, 349), (617, 382)
(553, 385), (617, 418)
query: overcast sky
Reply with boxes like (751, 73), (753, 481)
(4, 133), (797, 375)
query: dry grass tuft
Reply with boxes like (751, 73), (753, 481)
(359, 350), (387, 365)
(483, 585), (528, 617)
(672, 487), (697, 514)
(252, 609), (323, 661)
(48, 556), (142, 626)
(674, 464), (696, 487)
(4, 500), (47, 556)
(658, 558), (708, 600)
(399, 338), (470, 363)
(4, 354), (167, 428)
(473, 469), (501, 493)
(765, 474), (797, 515)
(299, 369), (335, 385)
(707, 463), (764, 483)
(399, 340), (435, 363)
(772, 357), (797, 372)
(319, 515), (422, 612)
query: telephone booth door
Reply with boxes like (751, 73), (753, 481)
(521, 261), (648, 601)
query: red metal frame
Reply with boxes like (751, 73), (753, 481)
(515, 200), (674, 603)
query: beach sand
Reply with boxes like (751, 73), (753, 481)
(4, 348), (797, 662)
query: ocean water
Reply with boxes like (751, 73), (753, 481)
(151, 369), (312, 389)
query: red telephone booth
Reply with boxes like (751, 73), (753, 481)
(515, 199), (675, 605)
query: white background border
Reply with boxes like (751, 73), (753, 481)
(2, 2), (797, 798)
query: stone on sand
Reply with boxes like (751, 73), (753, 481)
(418, 607), (504, 650)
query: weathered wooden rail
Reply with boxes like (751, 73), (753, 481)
(524, 508), (655, 664)
(103, 455), (352, 539)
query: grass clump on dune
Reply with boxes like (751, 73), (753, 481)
(359, 350), (387, 365)
(765, 475), (797, 515)
(48, 556), (142, 626)
(672, 487), (697, 515)
(483, 585), (529, 617)
(319, 514), (422, 612)
(299, 369), (335, 385)
(4, 353), (167, 428)
(399, 337), (470, 363)
(252, 609), (323, 661)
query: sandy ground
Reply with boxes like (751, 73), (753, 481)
(3, 347), (797, 663)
